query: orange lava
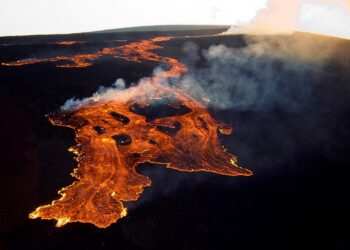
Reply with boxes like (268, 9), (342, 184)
(28, 37), (252, 228)
(1, 37), (181, 68)
(54, 41), (87, 45)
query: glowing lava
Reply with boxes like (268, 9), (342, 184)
(25, 36), (252, 228)
(54, 41), (87, 45)
(1, 37), (180, 68)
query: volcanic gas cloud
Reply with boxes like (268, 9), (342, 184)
(4, 37), (252, 228)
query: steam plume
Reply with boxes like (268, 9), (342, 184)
(179, 33), (341, 111)
(226, 0), (350, 40)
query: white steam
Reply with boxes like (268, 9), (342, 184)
(178, 31), (342, 112)
(62, 78), (127, 110)
(62, 32), (339, 113)
(226, 0), (350, 40)
(61, 69), (174, 111)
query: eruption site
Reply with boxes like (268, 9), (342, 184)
(23, 37), (252, 228)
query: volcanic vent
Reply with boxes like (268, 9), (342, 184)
(6, 36), (253, 228)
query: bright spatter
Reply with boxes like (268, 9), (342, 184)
(27, 36), (252, 228)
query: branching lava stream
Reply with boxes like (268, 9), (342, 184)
(12, 36), (253, 228)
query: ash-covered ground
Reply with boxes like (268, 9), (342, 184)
(0, 26), (349, 250)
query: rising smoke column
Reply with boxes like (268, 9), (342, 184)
(226, 0), (350, 39)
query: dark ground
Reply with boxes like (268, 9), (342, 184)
(0, 27), (349, 250)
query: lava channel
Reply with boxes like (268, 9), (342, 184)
(27, 36), (252, 228)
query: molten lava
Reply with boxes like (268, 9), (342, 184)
(25, 36), (252, 228)
(1, 37), (182, 69)
(54, 41), (87, 45)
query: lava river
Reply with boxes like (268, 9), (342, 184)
(4, 37), (253, 228)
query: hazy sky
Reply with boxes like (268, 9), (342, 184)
(1, 0), (350, 38)
(0, 0), (267, 36)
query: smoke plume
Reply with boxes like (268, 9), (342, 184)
(62, 32), (341, 114)
(226, 0), (350, 40)
(178, 33), (340, 111)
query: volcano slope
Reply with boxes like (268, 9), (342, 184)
(0, 27), (349, 250)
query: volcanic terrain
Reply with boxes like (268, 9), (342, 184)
(0, 26), (349, 250)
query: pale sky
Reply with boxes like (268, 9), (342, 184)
(2, 0), (350, 38)
(0, 0), (267, 36)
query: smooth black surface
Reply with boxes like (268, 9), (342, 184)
(0, 28), (349, 250)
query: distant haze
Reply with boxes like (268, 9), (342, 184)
(1, 0), (349, 39)
(0, 0), (266, 36)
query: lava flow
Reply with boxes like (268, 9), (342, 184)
(27, 36), (252, 228)
(54, 41), (87, 45)
(1, 37), (179, 68)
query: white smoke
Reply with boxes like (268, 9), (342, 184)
(61, 68), (175, 111)
(61, 32), (340, 113)
(226, 0), (350, 40)
(113, 78), (126, 89)
(62, 78), (127, 110)
(178, 33), (340, 111)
